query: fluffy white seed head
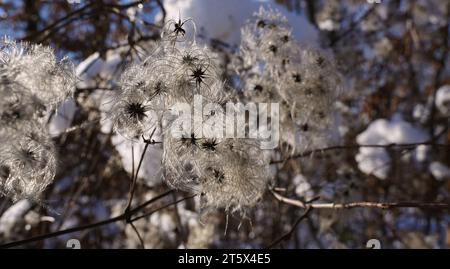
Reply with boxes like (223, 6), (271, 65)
(0, 126), (57, 202)
(236, 7), (342, 153)
(0, 38), (75, 110)
(0, 38), (74, 202)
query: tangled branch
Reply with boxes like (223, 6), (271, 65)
(270, 142), (450, 164)
(270, 188), (450, 210)
(265, 206), (313, 249)
(0, 189), (198, 249)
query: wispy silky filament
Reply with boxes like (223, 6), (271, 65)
(0, 38), (75, 202)
(235, 7), (342, 154)
(108, 15), (271, 215)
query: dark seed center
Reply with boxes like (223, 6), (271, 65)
(201, 139), (218, 151)
(126, 102), (146, 121)
(269, 45), (277, 54)
(257, 20), (266, 28)
(0, 165), (10, 180)
(254, 84), (263, 92)
(292, 73), (302, 83)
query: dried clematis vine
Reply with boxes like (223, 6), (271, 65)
(235, 7), (342, 154)
(0, 38), (75, 202)
(111, 17), (272, 216)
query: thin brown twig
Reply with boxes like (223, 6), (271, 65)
(124, 128), (157, 214)
(155, 0), (166, 25)
(129, 221), (146, 249)
(37, 11), (93, 43)
(428, 8), (449, 138)
(265, 206), (312, 249)
(105, 0), (146, 10)
(0, 189), (176, 249)
(22, 3), (93, 41)
(270, 142), (450, 164)
(130, 194), (197, 223)
(329, 5), (376, 46)
(270, 189), (450, 210)
(105, 5), (160, 29)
